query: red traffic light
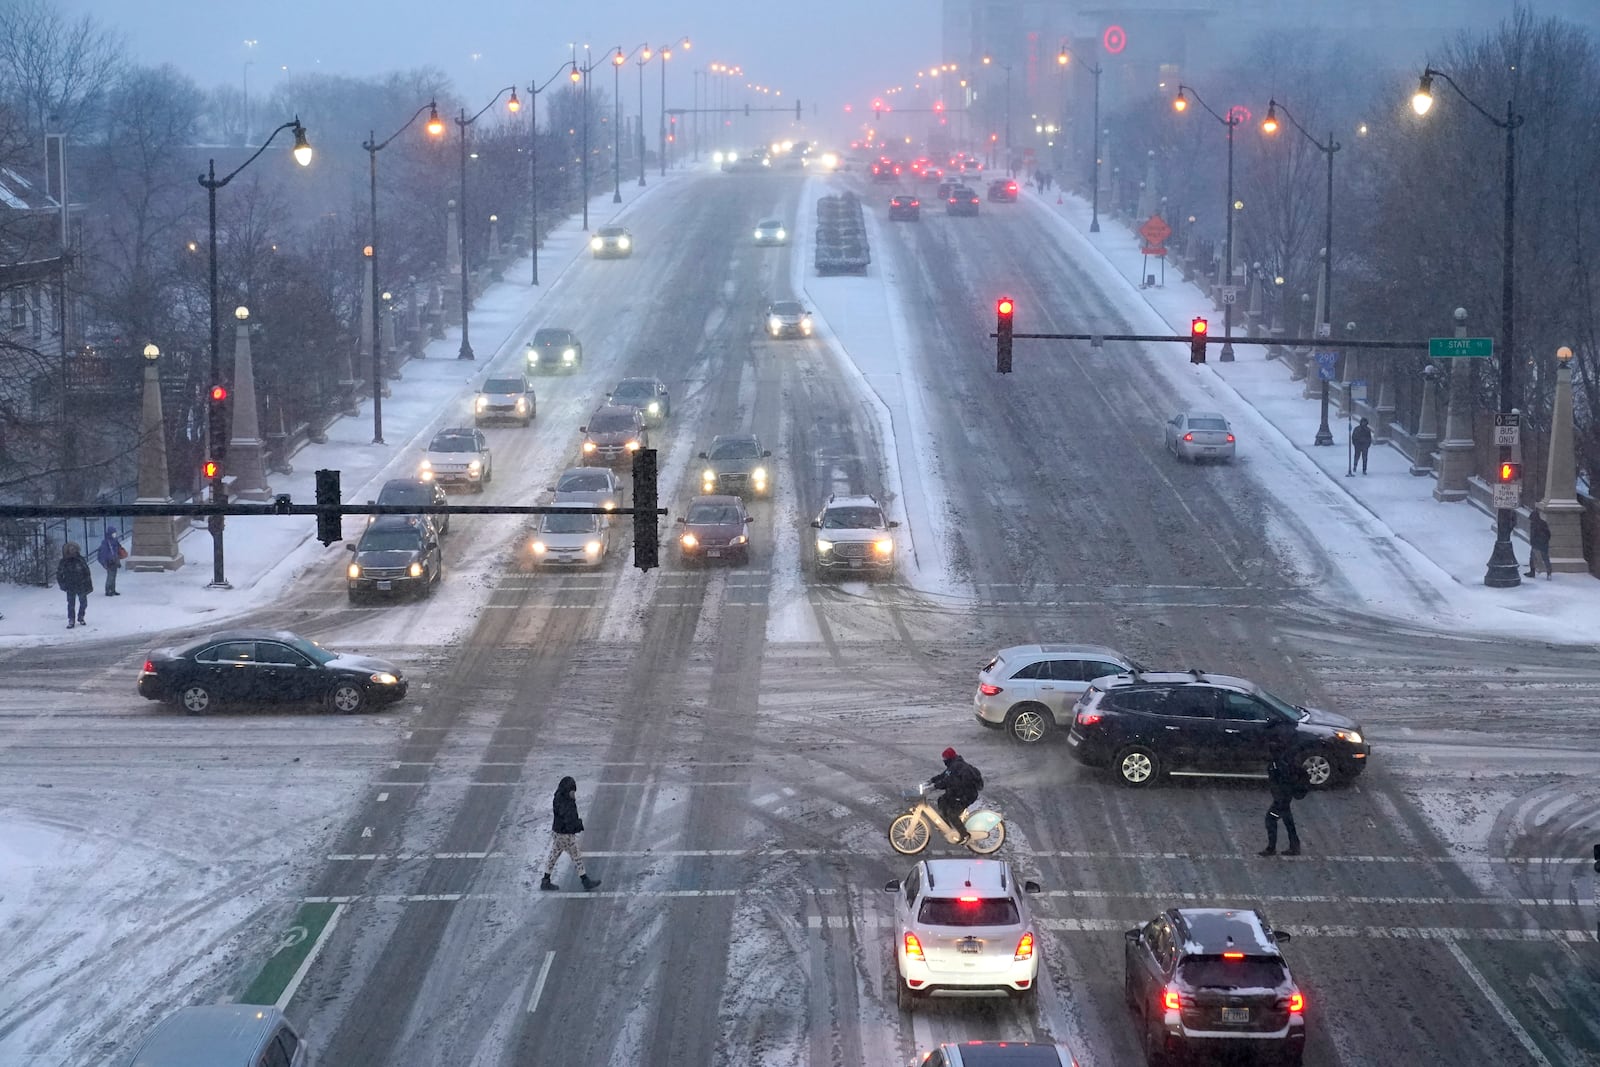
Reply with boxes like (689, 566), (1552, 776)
(1498, 461), (1522, 482)
(1191, 317), (1209, 336)
(210, 384), (228, 402)
(997, 297), (1015, 317)
(201, 459), (222, 480)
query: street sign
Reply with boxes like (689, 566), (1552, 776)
(1494, 412), (1520, 447)
(1221, 286), (1239, 305)
(1141, 245), (1168, 257)
(1139, 215), (1171, 246)
(1349, 378), (1367, 402)
(1316, 352), (1338, 380)
(1429, 337), (1493, 358)
(1492, 481), (1520, 509)
(1316, 322), (1331, 339)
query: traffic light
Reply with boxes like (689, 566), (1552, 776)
(314, 468), (342, 546)
(201, 458), (222, 481)
(1498, 461), (1522, 483)
(1190, 317), (1209, 364)
(744, 102), (750, 118)
(208, 382), (230, 460)
(996, 296), (1015, 374)
(632, 447), (659, 571)
(1593, 843), (1599, 873)
(795, 99), (802, 121)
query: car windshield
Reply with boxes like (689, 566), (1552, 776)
(359, 530), (423, 552)
(759, 220), (780, 229)
(1256, 688), (1305, 720)
(558, 472), (613, 493)
(429, 435), (478, 453)
(612, 383), (653, 400)
(709, 441), (760, 461)
(284, 636), (337, 665)
(483, 379), (524, 393)
(1178, 956), (1286, 989)
(589, 413), (636, 433)
(1188, 417), (1228, 431)
(772, 302), (804, 315)
(378, 484), (430, 506)
(600, 228), (625, 238)
(687, 504), (742, 525)
(916, 896), (1020, 926)
(542, 513), (598, 534)
(535, 331), (571, 346)
(821, 506), (884, 529)
(956, 1048), (1067, 1067)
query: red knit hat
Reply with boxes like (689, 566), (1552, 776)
(941, 747), (958, 760)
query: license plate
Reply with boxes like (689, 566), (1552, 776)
(849, 561), (861, 569)
(1221, 1007), (1250, 1023)
(1204, 447), (1217, 453)
(707, 549), (722, 557)
(376, 581), (392, 591)
(957, 938), (982, 954)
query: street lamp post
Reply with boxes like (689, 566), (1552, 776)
(1262, 100), (1340, 444)
(983, 56), (1014, 176)
(1057, 44), (1103, 232)
(1174, 86), (1240, 360)
(611, 48), (626, 204)
(454, 86), (521, 360)
(657, 39), (689, 178)
(197, 117), (312, 589)
(636, 47), (651, 186)
(1411, 68), (1524, 587)
(529, 63), (581, 286)
(364, 101), (444, 442)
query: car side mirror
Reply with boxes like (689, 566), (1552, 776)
(744, 516), (751, 523)
(1022, 880), (1041, 894)
(676, 516), (687, 523)
(762, 450), (772, 457)
(1124, 928), (1141, 943)
(883, 879), (901, 893)
(427, 541), (439, 551)
(546, 486), (556, 492)
(1272, 930), (1292, 943)
(344, 543), (356, 552)
(697, 452), (708, 459)
(810, 519), (822, 528)
(578, 426), (587, 433)
(888, 520), (901, 528)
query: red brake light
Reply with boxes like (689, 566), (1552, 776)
(1288, 991), (1305, 1013)
(958, 894), (980, 903)
(949, 197), (957, 203)
(1223, 952), (1244, 959)
(141, 659), (155, 673)
(1183, 432), (1194, 442)
(979, 682), (1002, 696)
(911, 199), (919, 206)
(1008, 182), (1017, 192)
(1226, 433), (1236, 443)
(1076, 709), (1102, 726)
(971, 196), (979, 203)
(1014, 931), (1035, 960)
(1162, 986), (1183, 1011)
(903, 931), (925, 959)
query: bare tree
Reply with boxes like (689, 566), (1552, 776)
(0, 0), (123, 141)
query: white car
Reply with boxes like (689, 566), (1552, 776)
(590, 226), (633, 258)
(525, 511), (610, 568)
(885, 858), (1042, 1012)
(909, 1042), (1081, 1067)
(418, 428), (493, 492)
(810, 492), (897, 577)
(753, 218), (788, 245)
(974, 644), (1144, 745)
(764, 299), (813, 339)
(1165, 410), (1236, 463)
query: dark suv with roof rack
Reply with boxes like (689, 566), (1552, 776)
(1066, 669), (1369, 789)
(1125, 907), (1306, 1066)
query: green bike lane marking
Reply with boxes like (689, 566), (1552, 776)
(239, 902), (344, 1009)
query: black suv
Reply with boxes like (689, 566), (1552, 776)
(1124, 908), (1305, 1066)
(372, 478), (450, 537)
(345, 516), (442, 602)
(1066, 670), (1369, 788)
(526, 327), (582, 373)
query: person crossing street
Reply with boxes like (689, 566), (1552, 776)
(540, 776), (601, 892)
(1260, 727), (1308, 857)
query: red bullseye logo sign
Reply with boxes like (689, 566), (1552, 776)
(1102, 25), (1127, 53)
(1227, 104), (1252, 126)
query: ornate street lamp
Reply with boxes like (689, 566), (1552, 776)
(454, 86), (521, 360)
(1174, 85), (1240, 360)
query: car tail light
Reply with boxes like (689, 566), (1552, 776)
(1014, 932), (1035, 960)
(1287, 991), (1305, 1013)
(1162, 986), (1183, 1011)
(1226, 433), (1236, 443)
(1183, 432), (1194, 442)
(970, 197), (979, 203)
(903, 931), (925, 959)
(911, 199), (919, 206)
(958, 895), (980, 903)
(1076, 709), (1102, 726)
(949, 197), (957, 203)
(141, 659), (155, 674)
(979, 682), (1002, 696)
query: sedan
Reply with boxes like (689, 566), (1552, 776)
(371, 478), (450, 536)
(889, 194), (921, 222)
(590, 226), (633, 258)
(607, 377), (671, 423)
(753, 219), (788, 245)
(1166, 410), (1236, 463)
(525, 512), (611, 568)
(676, 495), (752, 564)
(765, 300), (813, 339)
(946, 186), (981, 217)
(137, 629), (407, 715)
(987, 178), (1019, 202)
(551, 466), (624, 522)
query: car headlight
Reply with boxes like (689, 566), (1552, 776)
(408, 561), (424, 577)
(475, 395), (488, 412)
(751, 467), (767, 481)
(531, 540), (547, 554)
(647, 401), (660, 414)
(801, 320), (813, 333)
(617, 237), (630, 250)
(590, 237), (603, 250)
(419, 458), (432, 470)
(732, 534), (748, 545)
(776, 228), (786, 240)
(625, 439), (641, 451)
(703, 468), (716, 481)
(468, 459), (481, 472)
(874, 538), (895, 555)
(562, 347), (576, 360)
(816, 538), (834, 552)
(515, 398), (527, 412)
(527, 349), (540, 363)
(370, 672), (398, 685)
(1337, 730), (1364, 744)
(584, 540), (602, 555)
(681, 532), (698, 548)
(753, 229), (763, 239)
(728, 151), (738, 162)
(582, 441), (597, 453)
(347, 563), (361, 579)
(768, 316), (781, 331)
(603, 500), (616, 511)
(714, 151), (725, 163)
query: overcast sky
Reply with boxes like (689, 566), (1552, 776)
(59, 0), (937, 123)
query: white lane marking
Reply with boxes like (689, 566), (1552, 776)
(328, 851), (505, 861)
(365, 780), (750, 788)
(382, 761), (752, 767)
(376, 793), (388, 803)
(1447, 941), (1555, 1066)
(525, 950), (556, 1014)
(360, 826), (373, 838)
(274, 902), (344, 1011)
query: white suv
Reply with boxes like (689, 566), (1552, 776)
(884, 858), (1042, 1012)
(811, 493), (898, 577)
(975, 644), (1143, 745)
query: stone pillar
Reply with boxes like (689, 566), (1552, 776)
(1372, 361), (1395, 443)
(225, 306), (272, 501)
(1411, 365), (1441, 476)
(1246, 265), (1264, 338)
(428, 282), (446, 338)
(1434, 307), (1475, 501)
(126, 347), (184, 572)
(1539, 349), (1588, 573)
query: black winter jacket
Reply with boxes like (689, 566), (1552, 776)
(552, 776), (584, 834)
(930, 756), (981, 804)
(1265, 755), (1305, 805)
(56, 555), (93, 594)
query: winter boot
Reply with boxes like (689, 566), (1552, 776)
(539, 874), (558, 891)
(580, 874), (602, 892)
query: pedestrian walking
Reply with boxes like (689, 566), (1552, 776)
(1526, 507), (1553, 579)
(1260, 727), (1308, 857)
(540, 776), (601, 892)
(1350, 417), (1373, 475)
(56, 542), (94, 629)
(96, 527), (126, 596)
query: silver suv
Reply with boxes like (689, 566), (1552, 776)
(975, 644), (1143, 744)
(810, 493), (898, 577)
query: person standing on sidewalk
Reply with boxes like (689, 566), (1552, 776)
(96, 527), (126, 596)
(1527, 508), (1553, 579)
(540, 776), (601, 892)
(1350, 417), (1373, 475)
(56, 542), (94, 629)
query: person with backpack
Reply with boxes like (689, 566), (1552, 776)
(55, 542), (94, 629)
(1260, 726), (1307, 857)
(928, 747), (984, 843)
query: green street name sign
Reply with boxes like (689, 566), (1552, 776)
(1429, 337), (1493, 358)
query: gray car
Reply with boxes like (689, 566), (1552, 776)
(125, 1004), (308, 1067)
(551, 466), (624, 523)
(474, 374), (535, 427)
(974, 643), (1143, 744)
(1166, 410), (1236, 462)
(525, 511), (610, 568)
(764, 300), (813, 339)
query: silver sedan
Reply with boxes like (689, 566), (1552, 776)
(1165, 410), (1236, 463)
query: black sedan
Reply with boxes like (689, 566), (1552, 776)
(138, 629), (408, 715)
(888, 193), (921, 221)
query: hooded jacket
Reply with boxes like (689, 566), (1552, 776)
(56, 544), (94, 594)
(929, 755), (981, 804)
(97, 529), (123, 569)
(552, 776), (584, 835)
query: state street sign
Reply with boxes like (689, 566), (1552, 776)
(1429, 337), (1493, 358)
(1316, 351), (1338, 380)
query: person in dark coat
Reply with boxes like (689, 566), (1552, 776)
(56, 542), (94, 629)
(929, 746), (983, 842)
(1350, 417), (1373, 475)
(96, 528), (125, 596)
(541, 776), (601, 891)
(1526, 508), (1553, 579)
(1260, 725), (1305, 856)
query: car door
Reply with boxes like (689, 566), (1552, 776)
(1127, 917), (1170, 1009)
(1214, 690), (1280, 771)
(1160, 686), (1224, 770)
(1002, 659), (1047, 710)
(255, 641), (321, 704)
(196, 640), (261, 701)
(1038, 659), (1091, 722)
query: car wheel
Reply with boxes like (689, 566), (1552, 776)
(1115, 745), (1161, 787)
(328, 682), (365, 714)
(1278, 1049), (1304, 1067)
(179, 684), (212, 715)
(1299, 749), (1341, 788)
(347, 590), (362, 605)
(888, 813), (930, 855)
(1004, 703), (1052, 744)
(1011, 982), (1039, 1011)
(1124, 969), (1141, 1012)
(1143, 1008), (1170, 1067)
(966, 820), (1005, 854)
(896, 979), (918, 1013)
